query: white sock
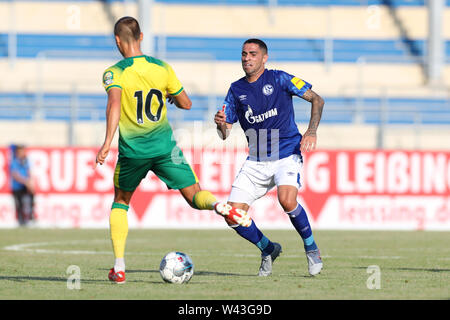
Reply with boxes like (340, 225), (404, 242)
(114, 258), (125, 272)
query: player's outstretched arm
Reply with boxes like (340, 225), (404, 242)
(300, 89), (324, 153)
(214, 108), (232, 140)
(95, 87), (121, 168)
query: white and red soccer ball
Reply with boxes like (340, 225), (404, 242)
(159, 251), (194, 284)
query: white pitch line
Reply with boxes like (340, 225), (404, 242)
(2, 240), (155, 256)
(1, 240), (417, 260)
(358, 255), (402, 259)
(4, 240), (110, 256)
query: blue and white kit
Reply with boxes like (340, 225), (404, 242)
(222, 69), (312, 204)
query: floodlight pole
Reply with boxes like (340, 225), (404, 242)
(427, 0), (444, 86)
(138, 0), (154, 56)
(268, 0), (278, 25)
(8, 0), (17, 68)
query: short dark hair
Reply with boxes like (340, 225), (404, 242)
(243, 38), (268, 54)
(114, 16), (141, 42)
(13, 144), (25, 156)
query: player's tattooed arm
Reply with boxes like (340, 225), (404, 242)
(300, 89), (324, 152)
(302, 89), (324, 133)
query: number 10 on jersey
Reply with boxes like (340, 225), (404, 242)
(134, 89), (164, 124)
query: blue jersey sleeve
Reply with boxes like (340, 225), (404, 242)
(222, 87), (238, 124)
(276, 70), (312, 98)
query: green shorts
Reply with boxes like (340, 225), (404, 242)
(114, 148), (198, 192)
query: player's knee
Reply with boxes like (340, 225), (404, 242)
(114, 187), (133, 204)
(279, 198), (298, 213)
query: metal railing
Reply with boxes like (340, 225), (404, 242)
(1, 89), (449, 143)
(1, 34), (449, 148)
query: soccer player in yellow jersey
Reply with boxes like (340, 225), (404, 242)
(95, 17), (251, 284)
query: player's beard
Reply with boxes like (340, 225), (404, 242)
(243, 62), (263, 79)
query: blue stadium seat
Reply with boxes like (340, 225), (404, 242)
(2, 34), (448, 63)
(0, 0), (448, 127)
(1, 92), (449, 125)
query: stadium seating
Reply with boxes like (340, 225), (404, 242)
(153, 0), (450, 5)
(1, 91), (448, 126)
(4, 33), (448, 63)
(0, 0), (449, 149)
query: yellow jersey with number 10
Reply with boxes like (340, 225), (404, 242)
(102, 55), (184, 159)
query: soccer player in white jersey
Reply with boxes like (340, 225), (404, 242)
(214, 39), (325, 276)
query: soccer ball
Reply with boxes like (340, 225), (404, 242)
(159, 251), (194, 284)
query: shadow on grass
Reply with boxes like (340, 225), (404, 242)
(0, 275), (107, 283)
(353, 267), (450, 273)
(100, 268), (255, 277)
(389, 267), (450, 273)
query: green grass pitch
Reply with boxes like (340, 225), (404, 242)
(0, 228), (448, 300)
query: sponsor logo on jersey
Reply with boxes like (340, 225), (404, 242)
(238, 95), (247, 101)
(103, 71), (114, 86)
(262, 84), (274, 96)
(245, 105), (278, 124)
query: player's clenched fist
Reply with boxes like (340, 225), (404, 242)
(95, 143), (110, 168)
(214, 109), (226, 126)
(300, 129), (317, 153)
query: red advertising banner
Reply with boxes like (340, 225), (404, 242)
(1, 147), (449, 230)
